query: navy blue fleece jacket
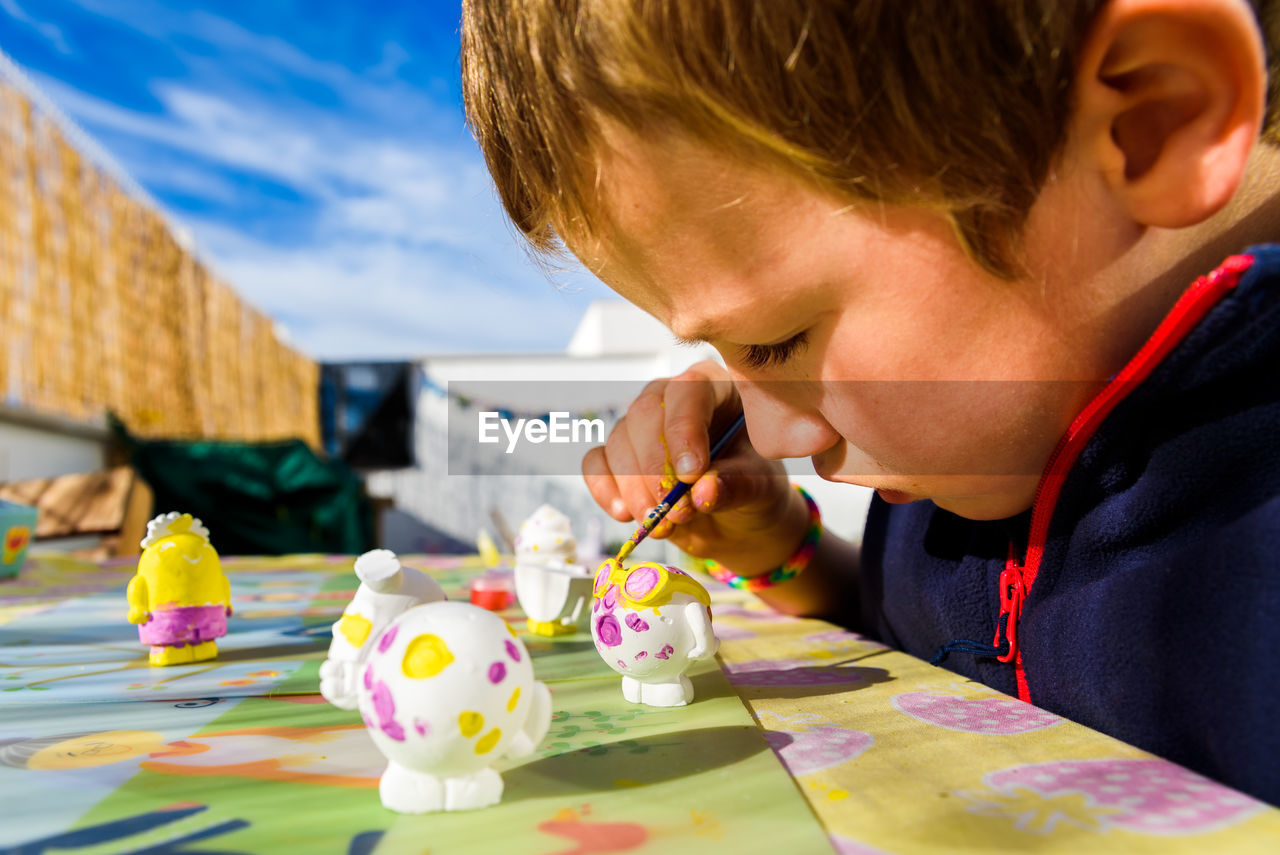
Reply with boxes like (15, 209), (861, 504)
(859, 247), (1280, 806)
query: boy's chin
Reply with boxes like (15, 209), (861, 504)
(929, 489), (1037, 522)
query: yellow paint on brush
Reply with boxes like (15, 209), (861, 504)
(401, 634), (455, 679)
(474, 728), (502, 755)
(458, 711), (484, 738)
(336, 613), (372, 647)
(507, 687), (521, 712)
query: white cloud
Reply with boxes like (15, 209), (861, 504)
(22, 21), (614, 361)
(1, 0), (72, 55)
(191, 219), (601, 360)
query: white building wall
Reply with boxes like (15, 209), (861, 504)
(0, 408), (108, 482)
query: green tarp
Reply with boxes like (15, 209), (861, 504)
(114, 416), (373, 555)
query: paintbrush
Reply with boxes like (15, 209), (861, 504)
(614, 411), (747, 564)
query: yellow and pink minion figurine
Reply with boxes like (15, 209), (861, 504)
(126, 512), (232, 666)
(590, 559), (719, 707)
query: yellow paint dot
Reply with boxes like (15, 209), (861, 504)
(532, 544), (540, 551)
(458, 711), (485, 738)
(402, 634), (455, 679)
(337, 613), (372, 647)
(827, 789), (849, 801)
(507, 687), (521, 712)
(474, 728), (502, 755)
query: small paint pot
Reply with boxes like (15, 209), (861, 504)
(469, 574), (514, 610)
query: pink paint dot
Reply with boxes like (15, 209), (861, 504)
(504, 639), (522, 662)
(602, 588), (618, 610)
(655, 644), (674, 660)
(617, 659), (628, 670)
(371, 680), (405, 741)
(489, 661), (507, 684)
(596, 614), (622, 647)
(362, 665), (374, 690)
(414, 718), (430, 737)
(625, 613), (650, 632)
(625, 566), (660, 599)
(377, 624), (399, 653)
(634, 650), (648, 660)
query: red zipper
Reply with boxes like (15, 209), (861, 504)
(995, 254), (1254, 703)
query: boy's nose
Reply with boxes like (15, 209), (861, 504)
(736, 380), (840, 460)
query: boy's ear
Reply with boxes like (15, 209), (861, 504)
(1072, 0), (1266, 228)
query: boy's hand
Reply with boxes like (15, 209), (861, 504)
(582, 361), (807, 575)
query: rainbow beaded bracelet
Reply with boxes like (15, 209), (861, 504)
(703, 485), (821, 592)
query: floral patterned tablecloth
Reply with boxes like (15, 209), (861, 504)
(1, 553), (1277, 855)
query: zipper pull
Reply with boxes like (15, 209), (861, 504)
(994, 562), (1025, 664)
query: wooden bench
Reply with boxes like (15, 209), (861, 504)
(0, 466), (153, 558)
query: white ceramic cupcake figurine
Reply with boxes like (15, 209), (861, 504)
(590, 560), (720, 706)
(513, 505), (593, 636)
(319, 549), (447, 710)
(356, 600), (552, 813)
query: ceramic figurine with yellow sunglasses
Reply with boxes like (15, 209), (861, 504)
(590, 559), (719, 706)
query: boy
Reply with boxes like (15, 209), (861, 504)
(461, 0), (1280, 804)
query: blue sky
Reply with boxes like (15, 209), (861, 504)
(0, 0), (611, 359)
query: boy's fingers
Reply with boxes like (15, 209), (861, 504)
(690, 456), (788, 515)
(665, 492), (696, 525)
(663, 371), (717, 482)
(604, 417), (658, 523)
(582, 446), (630, 522)
(626, 379), (671, 497)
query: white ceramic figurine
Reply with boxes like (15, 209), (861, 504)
(319, 549), (447, 710)
(356, 600), (552, 813)
(513, 505), (593, 636)
(590, 560), (720, 706)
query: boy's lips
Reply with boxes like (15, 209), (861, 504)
(874, 488), (917, 504)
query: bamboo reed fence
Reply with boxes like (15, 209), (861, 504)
(0, 80), (319, 446)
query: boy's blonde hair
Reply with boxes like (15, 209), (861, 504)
(462, 1), (1277, 278)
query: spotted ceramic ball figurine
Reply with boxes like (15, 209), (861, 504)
(590, 560), (720, 707)
(356, 600), (552, 813)
(320, 549), (447, 710)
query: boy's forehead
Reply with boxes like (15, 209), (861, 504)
(580, 126), (826, 320)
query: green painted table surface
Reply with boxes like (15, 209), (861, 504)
(2, 552), (1278, 855)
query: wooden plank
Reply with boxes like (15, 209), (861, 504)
(0, 465), (135, 537)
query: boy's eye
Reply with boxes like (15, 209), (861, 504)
(739, 331), (808, 369)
